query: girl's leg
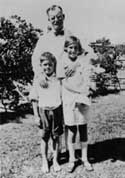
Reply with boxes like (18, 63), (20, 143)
(53, 138), (61, 172)
(41, 138), (49, 173)
(67, 126), (77, 171)
(78, 104), (93, 171)
(79, 124), (93, 171)
(81, 141), (93, 171)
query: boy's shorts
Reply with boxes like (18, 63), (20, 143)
(39, 105), (64, 141)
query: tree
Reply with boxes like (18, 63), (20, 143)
(89, 37), (122, 94)
(0, 15), (43, 84)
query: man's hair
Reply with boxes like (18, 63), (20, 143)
(40, 52), (57, 73)
(46, 5), (63, 15)
(64, 36), (84, 55)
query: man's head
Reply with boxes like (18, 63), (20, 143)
(46, 5), (65, 33)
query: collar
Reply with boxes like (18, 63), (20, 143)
(50, 28), (65, 36)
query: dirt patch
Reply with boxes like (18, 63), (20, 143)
(0, 92), (125, 178)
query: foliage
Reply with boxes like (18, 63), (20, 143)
(90, 37), (122, 94)
(115, 44), (125, 55)
(0, 15), (43, 84)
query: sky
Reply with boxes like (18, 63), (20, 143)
(0, 0), (125, 44)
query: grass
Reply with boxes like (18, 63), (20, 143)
(0, 91), (125, 178)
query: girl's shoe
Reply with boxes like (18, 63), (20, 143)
(84, 161), (94, 171)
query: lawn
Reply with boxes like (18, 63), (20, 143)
(0, 91), (125, 178)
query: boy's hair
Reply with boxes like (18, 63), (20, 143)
(40, 52), (57, 73)
(46, 5), (63, 16)
(64, 36), (84, 55)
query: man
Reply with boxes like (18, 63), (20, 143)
(32, 5), (72, 77)
(30, 5), (72, 166)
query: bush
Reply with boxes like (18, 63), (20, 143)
(90, 37), (122, 95)
(0, 15), (43, 84)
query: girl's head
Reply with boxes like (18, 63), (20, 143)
(39, 52), (56, 76)
(64, 36), (84, 60)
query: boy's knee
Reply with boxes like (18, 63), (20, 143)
(39, 129), (50, 142)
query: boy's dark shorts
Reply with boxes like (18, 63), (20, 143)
(39, 105), (64, 141)
(67, 124), (88, 142)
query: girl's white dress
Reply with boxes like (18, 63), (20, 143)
(62, 54), (92, 126)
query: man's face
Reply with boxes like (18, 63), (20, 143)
(48, 7), (65, 32)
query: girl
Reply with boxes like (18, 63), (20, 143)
(29, 52), (63, 173)
(61, 36), (94, 172)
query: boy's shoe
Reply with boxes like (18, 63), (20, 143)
(84, 161), (94, 171)
(41, 159), (49, 173)
(67, 162), (75, 173)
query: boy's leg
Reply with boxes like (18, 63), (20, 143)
(67, 126), (77, 171)
(53, 137), (61, 172)
(51, 106), (64, 172)
(41, 138), (49, 173)
(39, 108), (50, 173)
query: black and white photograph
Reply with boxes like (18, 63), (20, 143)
(0, 0), (125, 177)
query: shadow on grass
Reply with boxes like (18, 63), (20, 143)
(88, 138), (125, 163)
(58, 138), (125, 167)
(90, 88), (121, 98)
(0, 103), (33, 125)
(81, 138), (125, 163)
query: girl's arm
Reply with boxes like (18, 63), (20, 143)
(63, 79), (83, 94)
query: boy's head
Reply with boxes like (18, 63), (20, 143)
(46, 5), (65, 33)
(64, 36), (84, 60)
(39, 52), (56, 76)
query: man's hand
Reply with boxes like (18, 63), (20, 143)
(39, 76), (48, 88)
(34, 115), (40, 125)
(65, 63), (79, 77)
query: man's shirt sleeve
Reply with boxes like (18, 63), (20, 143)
(31, 37), (43, 74)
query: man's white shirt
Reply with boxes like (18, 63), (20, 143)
(32, 29), (72, 75)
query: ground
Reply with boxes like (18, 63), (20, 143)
(0, 92), (125, 178)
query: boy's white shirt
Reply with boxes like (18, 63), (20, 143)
(31, 73), (61, 110)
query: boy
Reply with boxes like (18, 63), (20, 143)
(29, 52), (63, 173)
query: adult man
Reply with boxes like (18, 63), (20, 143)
(30, 5), (72, 172)
(32, 5), (71, 77)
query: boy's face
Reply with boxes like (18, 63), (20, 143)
(67, 43), (79, 61)
(40, 59), (54, 76)
(48, 7), (65, 33)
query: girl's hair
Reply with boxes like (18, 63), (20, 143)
(39, 52), (57, 73)
(64, 36), (84, 55)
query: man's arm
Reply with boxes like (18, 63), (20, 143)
(32, 37), (43, 75)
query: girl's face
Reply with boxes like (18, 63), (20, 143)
(40, 58), (54, 76)
(67, 43), (79, 61)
